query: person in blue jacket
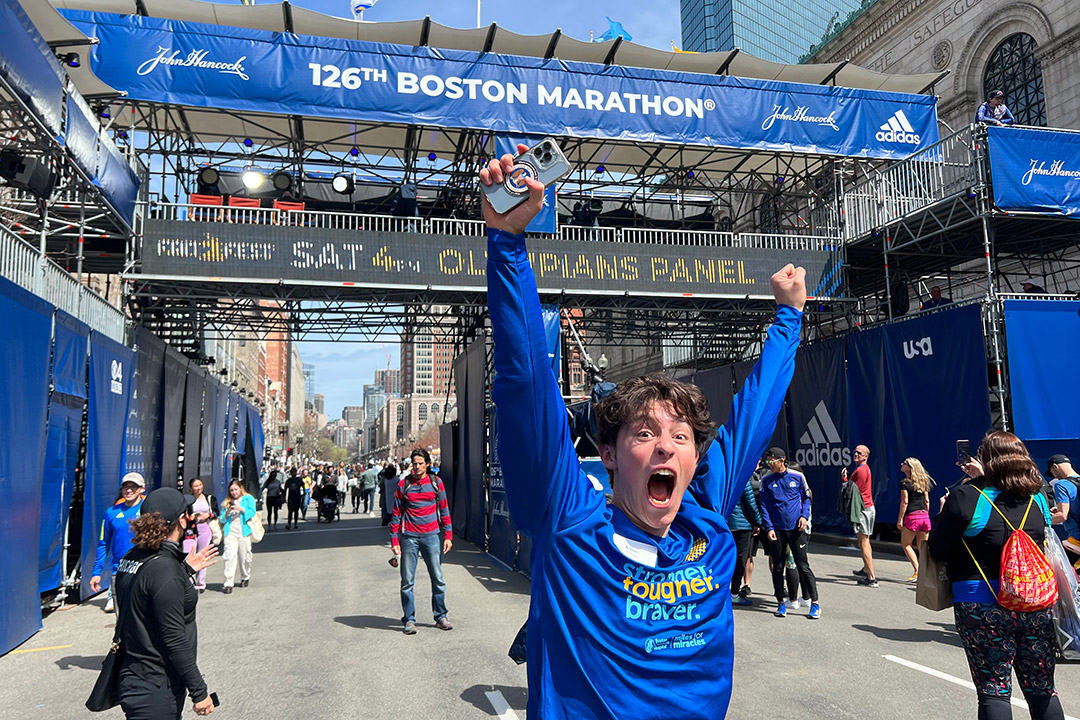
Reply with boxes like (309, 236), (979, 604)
(480, 148), (805, 720)
(89, 472), (146, 613)
(727, 479), (762, 606)
(759, 447), (820, 619)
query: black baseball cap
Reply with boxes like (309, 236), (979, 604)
(141, 488), (197, 524)
(988, 89), (1004, 99)
(763, 447), (787, 461)
(1046, 454), (1070, 474)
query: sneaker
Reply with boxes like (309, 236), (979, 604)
(403, 622), (417, 635)
(800, 597), (812, 608)
(436, 616), (453, 631)
(732, 595), (753, 606)
(856, 576), (879, 587)
(808, 602), (822, 619)
(789, 598), (803, 609)
(223, 586), (233, 594)
(853, 569), (867, 578)
(774, 602), (787, 618)
(907, 572), (918, 583)
(240, 579), (249, 588)
(104, 598), (114, 613)
(739, 585), (751, 598)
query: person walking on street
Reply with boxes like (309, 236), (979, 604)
(261, 465), (284, 531)
(390, 448), (453, 634)
(361, 462), (379, 515)
(182, 478), (218, 593)
(759, 448), (820, 619)
(89, 472), (146, 613)
(219, 479), (255, 594)
(929, 432), (1065, 720)
(284, 467), (304, 529)
(1047, 454), (1080, 570)
(301, 469), (312, 520)
(726, 470), (762, 607)
(897, 457), (934, 582)
(843, 444), (878, 587)
(113, 487), (218, 719)
(348, 470), (362, 513)
(380, 461), (397, 526)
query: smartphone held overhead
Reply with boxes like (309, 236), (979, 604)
(481, 138), (570, 214)
(956, 439), (971, 465)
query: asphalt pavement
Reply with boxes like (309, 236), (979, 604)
(2, 511), (1078, 719)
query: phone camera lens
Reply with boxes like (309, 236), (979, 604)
(543, 153), (553, 163)
(542, 142), (552, 152)
(534, 148), (543, 157)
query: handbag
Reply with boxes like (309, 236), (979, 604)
(915, 544), (953, 611)
(209, 519), (223, 546)
(1044, 532), (1080, 660)
(249, 508), (265, 543)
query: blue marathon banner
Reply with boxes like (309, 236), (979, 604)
(63, 10), (938, 160)
(988, 126), (1080, 217)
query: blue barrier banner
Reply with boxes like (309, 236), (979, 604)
(784, 339), (849, 534)
(82, 332), (133, 602)
(64, 10), (938, 160)
(246, 404), (264, 480)
(495, 135), (557, 234)
(132, 327), (165, 489)
(734, 359), (788, 449)
(160, 346), (187, 489)
(881, 304), (991, 518)
(236, 398), (248, 457)
(65, 91), (100, 181)
(0, 277), (52, 653)
(691, 365), (734, 428)
(845, 325), (892, 519)
(223, 390), (236, 483)
(95, 132), (140, 225)
(39, 311), (89, 594)
(989, 126), (1080, 217)
(486, 403), (516, 568)
(200, 380), (219, 493)
(1003, 299), (1080, 440)
(0, 0), (64, 136)
(463, 337), (487, 548)
(212, 381), (229, 494)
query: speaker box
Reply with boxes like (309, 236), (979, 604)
(0, 149), (58, 200)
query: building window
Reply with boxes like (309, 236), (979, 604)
(396, 405), (404, 421)
(396, 423), (404, 440)
(431, 402), (440, 416)
(983, 33), (1046, 127)
(418, 403), (428, 421)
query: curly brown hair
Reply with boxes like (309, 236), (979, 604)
(977, 431), (1044, 495)
(130, 512), (176, 550)
(595, 374), (715, 455)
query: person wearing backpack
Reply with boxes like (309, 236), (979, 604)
(1047, 454), (1080, 571)
(928, 431), (1065, 720)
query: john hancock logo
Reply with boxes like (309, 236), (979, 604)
(110, 360), (124, 395)
(138, 46), (249, 80)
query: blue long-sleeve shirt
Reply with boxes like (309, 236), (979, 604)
(92, 497), (143, 577)
(976, 101), (1015, 125)
(760, 469), (812, 532)
(488, 227), (801, 720)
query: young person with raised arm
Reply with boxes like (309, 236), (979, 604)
(480, 146), (806, 720)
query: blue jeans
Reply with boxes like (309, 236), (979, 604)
(399, 534), (447, 625)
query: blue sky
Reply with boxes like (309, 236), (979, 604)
(292, 0), (681, 416)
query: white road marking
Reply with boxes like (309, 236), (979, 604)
(485, 690), (521, 720)
(257, 525), (386, 537)
(884, 654), (1079, 720)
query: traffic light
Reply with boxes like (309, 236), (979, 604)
(286, 447), (294, 456)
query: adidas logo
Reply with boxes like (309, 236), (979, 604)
(794, 400), (852, 467)
(875, 110), (922, 145)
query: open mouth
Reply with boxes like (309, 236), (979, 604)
(647, 469), (676, 507)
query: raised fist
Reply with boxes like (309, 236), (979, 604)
(770, 264), (807, 312)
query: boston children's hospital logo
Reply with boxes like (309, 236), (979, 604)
(138, 46), (249, 80)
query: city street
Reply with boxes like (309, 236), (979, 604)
(3, 513), (1078, 719)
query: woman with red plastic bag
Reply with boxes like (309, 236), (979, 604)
(929, 431), (1065, 720)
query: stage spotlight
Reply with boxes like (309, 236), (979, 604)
(0, 149), (58, 200)
(242, 167), (264, 190)
(427, 152), (437, 161)
(595, 165), (605, 174)
(775, 176), (785, 185)
(332, 172), (355, 195)
(60, 52), (80, 67)
(97, 106), (110, 119)
(197, 166), (220, 187)
(686, 170), (695, 178)
(350, 147), (360, 157)
(243, 138), (253, 148)
(271, 170), (293, 191)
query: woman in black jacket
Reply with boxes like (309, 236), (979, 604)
(928, 432), (1064, 720)
(113, 488), (219, 718)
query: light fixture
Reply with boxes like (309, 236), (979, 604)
(243, 138), (253, 147)
(686, 170), (695, 179)
(271, 170), (292, 191)
(242, 167), (264, 190)
(427, 152), (437, 161)
(775, 176), (785, 185)
(97, 106), (110, 119)
(197, 167), (220, 187)
(0, 149), (58, 200)
(595, 165), (605, 174)
(332, 172), (355, 195)
(61, 52), (80, 68)
(350, 147), (360, 157)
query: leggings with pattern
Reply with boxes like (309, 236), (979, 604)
(952, 602), (1064, 720)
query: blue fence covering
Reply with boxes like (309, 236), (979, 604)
(65, 92), (100, 181)
(988, 126), (1080, 217)
(38, 310), (89, 594)
(82, 332), (134, 601)
(247, 403), (264, 480)
(62, 10), (938, 160)
(95, 133), (140, 226)
(0, 277), (52, 655)
(1003, 299), (1080, 440)
(0, 0), (64, 137)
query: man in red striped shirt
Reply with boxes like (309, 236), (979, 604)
(390, 448), (453, 634)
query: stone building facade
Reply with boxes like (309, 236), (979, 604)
(805, 0), (1080, 132)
